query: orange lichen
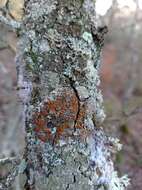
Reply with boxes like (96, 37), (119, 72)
(32, 88), (87, 143)
(75, 105), (86, 129)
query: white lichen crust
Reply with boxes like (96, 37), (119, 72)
(14, 0), (130, 189)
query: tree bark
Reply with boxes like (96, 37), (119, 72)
(0, 0), (130, 189)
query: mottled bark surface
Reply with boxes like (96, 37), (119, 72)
(0, 0), (129, 189)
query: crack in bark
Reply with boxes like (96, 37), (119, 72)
(65, 173), (76, 190)
(60, 53), (81, 131)
(24, 166), (35, 190)
(66, 184), (70, 190)
(63, 74), (80, 132)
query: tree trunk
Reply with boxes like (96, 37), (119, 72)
(0, 0), (130, 189)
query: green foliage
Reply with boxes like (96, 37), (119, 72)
(116, 151), (123, 164)
(120, 124), (129, 135)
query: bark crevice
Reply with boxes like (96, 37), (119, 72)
(63, 74), (81, 131)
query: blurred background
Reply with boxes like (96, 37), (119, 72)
(0, 0), (142, 189)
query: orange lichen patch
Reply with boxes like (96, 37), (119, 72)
(75, 105), (86, 129)
(32, 88), (87, 143)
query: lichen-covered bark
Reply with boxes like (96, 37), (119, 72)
(0, 0), (129, 189)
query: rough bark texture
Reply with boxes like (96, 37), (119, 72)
(0, 0), (130, 189)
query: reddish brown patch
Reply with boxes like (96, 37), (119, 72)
(32, 88), (86, 143)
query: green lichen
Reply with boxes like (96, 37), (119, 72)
(28, 51), (38, 64)
(25, 50), (41, 74)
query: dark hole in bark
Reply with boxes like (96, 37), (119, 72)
(90, 160), (96, 167)
(46, 121), (54, 129)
